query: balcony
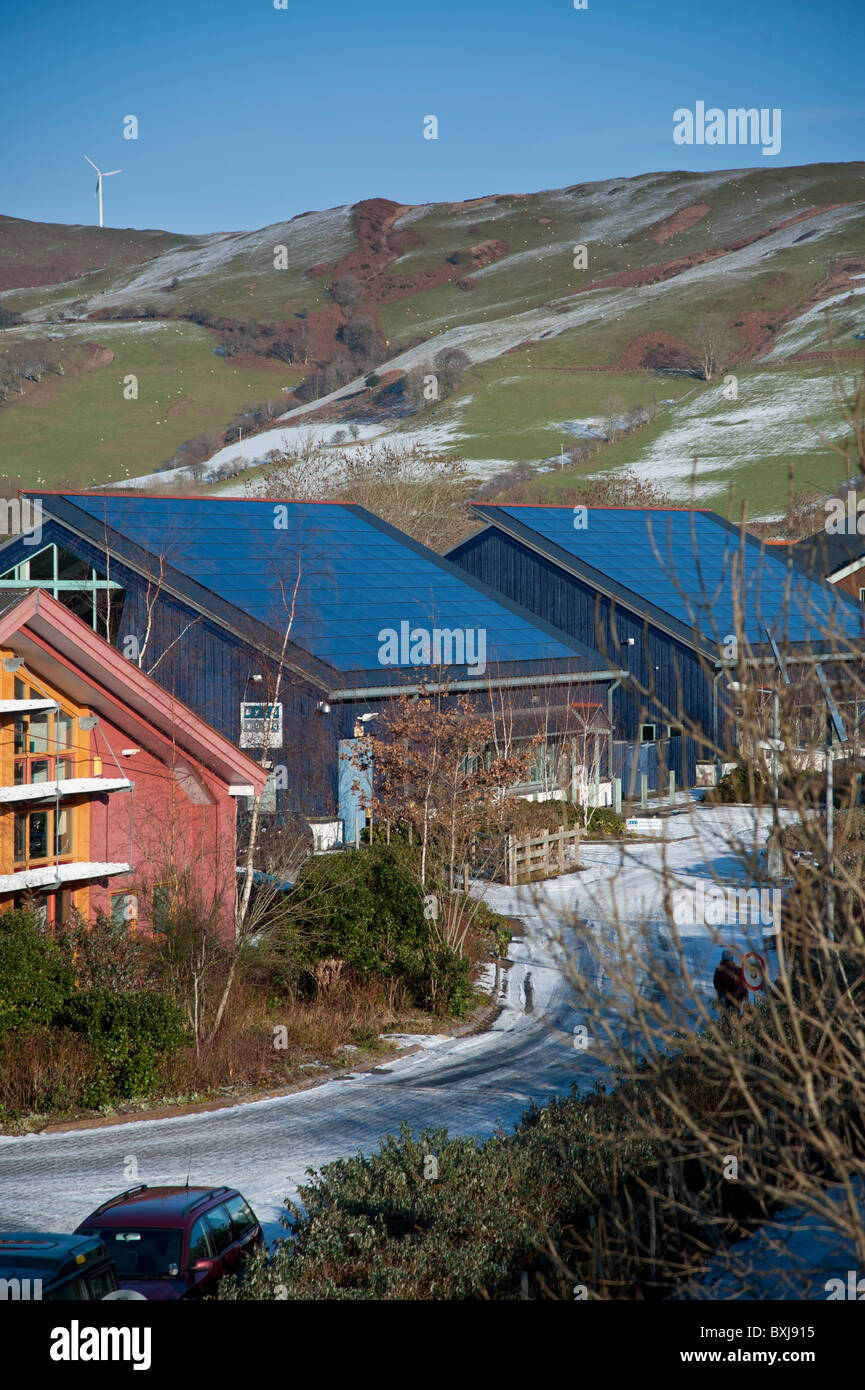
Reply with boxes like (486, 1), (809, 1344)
(0, 699), (60, 715)
(0, 861), (131, 893)
(0, 776), (132, 805)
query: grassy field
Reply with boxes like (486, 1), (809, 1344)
(2, 162), (864, 511)
(0, 321), (304, 487)
(444, 363), (684, 463)
(522, 362), (858, 515)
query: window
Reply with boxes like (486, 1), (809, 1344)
(89, 1227), (183, 1281)
(85, 1266), (117, 1301)
(28, 810), (49, 860)
(667, 725), (683, 739)
(0, 544), (124, 640)
(110, 892), (137, 927)
(202, 1205), (235, 1255)
(13, 690), (78, 785)
(225, 1195), (257, 1240)
(13, 805), (74, 867)
(188, 1218), (213, 1267)
(44, 1278), (86, 1302)
(55, 713), (73, 750)
(49, 890), (73, 925)
(640, 724), (657, 743)
(11, 691), (78, 867)
(55, 807), (73, 857)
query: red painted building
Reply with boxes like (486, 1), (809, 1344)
(0, 589), (266, 942)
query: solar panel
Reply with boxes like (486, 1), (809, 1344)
(42, 495), (600, 675)
(493, 506), (865, 650)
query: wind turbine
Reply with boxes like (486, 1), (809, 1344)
(84, 155), (122, 228)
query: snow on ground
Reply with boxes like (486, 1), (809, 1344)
(761, 276), (865, 361)
(544, 168), (754, 246)
(689, 1181), (864, 1300)
(108, 200), (863, 494)
(2, 320), (172, 340)
(602, 368), (851, 504)
(116, 410), (506, 496)
(79, 208), (355, 315)
(0, 802), (782, 1252)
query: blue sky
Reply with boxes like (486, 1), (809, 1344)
(4, 0), (864, 233)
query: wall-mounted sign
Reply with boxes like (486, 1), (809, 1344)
(626, 816), (663, 835)
(240, 702), (283, 749)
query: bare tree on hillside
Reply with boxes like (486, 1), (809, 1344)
(694, 313), (729, 381)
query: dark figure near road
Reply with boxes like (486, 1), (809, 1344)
(713, 949), (747, 1017)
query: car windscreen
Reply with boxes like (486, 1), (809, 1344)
(87, 1227), (184, 1280)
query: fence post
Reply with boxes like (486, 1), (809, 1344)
(508, 833), (515, 887)
(542, 827), (549, 876)
(614, 777), (622, 814)
(558, 825), (565, 873)
(669, 771), (675, 805)
(641, 773), (648, 810)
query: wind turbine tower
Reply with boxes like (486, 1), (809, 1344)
(84, 156), (122, 228)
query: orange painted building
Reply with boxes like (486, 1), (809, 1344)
(0, 589), (266, 940)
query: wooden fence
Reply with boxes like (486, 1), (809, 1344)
(346, 817), (582, 888)
(505, 825), (581, 885)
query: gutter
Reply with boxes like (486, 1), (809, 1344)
(326, 669), (630, 701)
(714, 651), (862, 670)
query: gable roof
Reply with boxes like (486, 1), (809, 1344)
(0, 588), (267, 794)
(461, 505), (865, 658)
(792, 531), (865, 584)
(20, 492), (619, 688)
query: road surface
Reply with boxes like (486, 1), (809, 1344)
(0, 803), (774, 1244)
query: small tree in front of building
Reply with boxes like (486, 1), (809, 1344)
(353, 684), (539, 956)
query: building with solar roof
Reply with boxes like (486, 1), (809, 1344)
(447, 505), (865, 790)
(0, 493), (629, 826)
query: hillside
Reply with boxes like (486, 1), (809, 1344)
(1, 162), (864, 515)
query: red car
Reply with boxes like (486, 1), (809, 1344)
(75, 1184), (263, 1300)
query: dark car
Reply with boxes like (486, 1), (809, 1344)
(0, 1233), (119, 1301)
(75, 1185), (263, 1300)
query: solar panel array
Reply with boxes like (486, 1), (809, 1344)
(494, 507), (865, 648)
(58, 495), (592, 673)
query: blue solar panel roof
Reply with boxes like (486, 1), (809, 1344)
(39, 495), (606, 676)
(479, 506), (865, 650)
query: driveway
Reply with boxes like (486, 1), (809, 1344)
(0, 803), (774, 1244)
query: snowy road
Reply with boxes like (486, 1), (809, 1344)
(0, 803), (775, 1245)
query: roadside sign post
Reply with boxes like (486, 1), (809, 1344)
(741, 952), (767, 992)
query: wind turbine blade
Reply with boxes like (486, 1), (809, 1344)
(84, 155), (100, 172)
(103, 170), (123, 177)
